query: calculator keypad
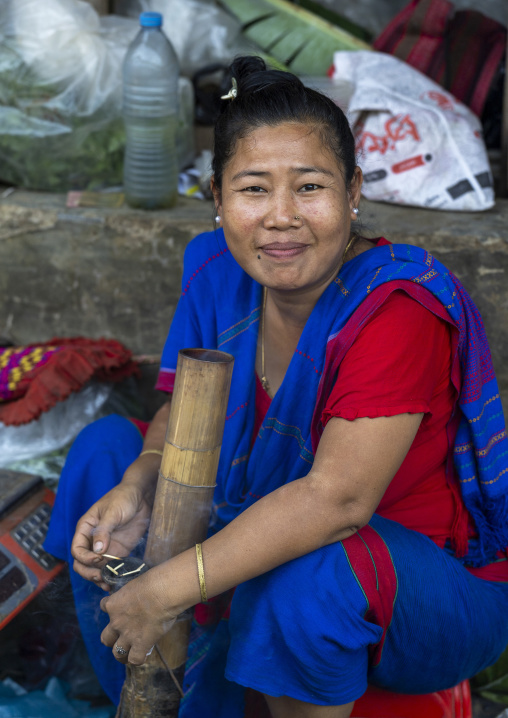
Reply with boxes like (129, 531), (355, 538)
(11, 503), (58, 570)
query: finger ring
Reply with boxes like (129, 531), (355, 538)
(115, 644), (128, 655)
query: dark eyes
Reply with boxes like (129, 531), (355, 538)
(240, 183), (322, 193)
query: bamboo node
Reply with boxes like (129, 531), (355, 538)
(157, 471), (217, 489)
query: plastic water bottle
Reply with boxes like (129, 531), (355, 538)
(122, 12), (179, 209)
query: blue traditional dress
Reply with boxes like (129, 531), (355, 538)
(45, 229), (508, 715)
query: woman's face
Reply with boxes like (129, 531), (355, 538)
(213, 122), (362, 298)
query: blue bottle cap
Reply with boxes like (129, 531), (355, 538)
(139, 12), (163, 28)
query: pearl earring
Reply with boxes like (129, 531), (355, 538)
(215, 215), (221, 223)
(352, 208), (359, 215)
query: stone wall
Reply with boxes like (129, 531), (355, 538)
(0, 192), (212, 357)
(1, 190), (507, 414)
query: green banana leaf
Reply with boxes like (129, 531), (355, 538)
(293, 0), (372, 42)
(217, 0), (371, 76)
(471, 645), (508, 705)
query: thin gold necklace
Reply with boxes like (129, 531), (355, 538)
(260, 234), (357, 395)
(260, 285), (270, 393)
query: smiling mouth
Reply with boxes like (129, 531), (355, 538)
(260, 243), (308, 258)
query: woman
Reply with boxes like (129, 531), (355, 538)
(45, 56), (508, 718)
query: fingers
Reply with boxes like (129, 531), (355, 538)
(71, 491), (149, 571)
(72, 525), (113, 563)
(73, 557), (101, 582)
(71, 514), (104, 564)
(104, 639), (152, 666)
(88, 524), (114, 556)
(100, 616), (150, 666)
(100, 607), (119, 646)
(100, 597), (132, 664)
(125, 645), (148, 666)
(71, 492), (128, 564)
(100, 594), (162, 666)
(100, 594), (110, 614)
(73, 558), (110, 590)
(112, 642), (131, 664)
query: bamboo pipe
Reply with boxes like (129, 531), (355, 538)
(116, 348), (234, 718)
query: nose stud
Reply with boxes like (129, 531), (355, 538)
(294, 215), (300, 221)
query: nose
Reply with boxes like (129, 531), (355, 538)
(263, 190), (299, 230)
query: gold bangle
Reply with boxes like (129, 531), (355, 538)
(195, 543), (207, 602)
(139, 449), (163, 458)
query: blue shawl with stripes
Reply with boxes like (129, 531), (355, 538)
(159, 229), (508, 566)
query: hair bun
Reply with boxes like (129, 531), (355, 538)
(227, 55), (304, 98)
(229, 56), (267, 89)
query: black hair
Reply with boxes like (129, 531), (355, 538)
(212, 56), (357, 196)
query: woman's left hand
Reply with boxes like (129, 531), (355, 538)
(100, 565), (177, 665)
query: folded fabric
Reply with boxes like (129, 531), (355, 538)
(0, 338), (138, 426)
(373, 0), (506, 118)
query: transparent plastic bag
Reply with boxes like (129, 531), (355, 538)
(115, 0), (255, 77)
(0, 0), (138, 191)
(0, 382), (111, 468)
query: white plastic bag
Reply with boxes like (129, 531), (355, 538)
(0, 382), (111, 467)
(331, 51), (494, 211)
(0, 0), (138, 191)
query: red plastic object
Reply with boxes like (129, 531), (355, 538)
(244, 680), (472, 717)
(351, 680), (472, 718)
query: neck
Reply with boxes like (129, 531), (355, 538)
(259, 236), (370, 396)
(266, 286), (323, 331)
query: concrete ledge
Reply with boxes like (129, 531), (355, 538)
(1, 191), (507, 413)
(0, 192), (212, 357)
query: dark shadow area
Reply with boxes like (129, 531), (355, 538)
(0, 567), (114, 710)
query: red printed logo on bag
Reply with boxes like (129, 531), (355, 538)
(392, 154), (432, 174)
(356, 114), (421, 155)
(420, 91), (454, 111)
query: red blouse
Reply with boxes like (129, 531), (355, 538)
(322, 289), (458, 546)
(254, 246), (508, 582)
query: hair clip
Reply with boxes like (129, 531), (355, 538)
(221, 77), (238, 101)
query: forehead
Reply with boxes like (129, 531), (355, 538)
(227, 122), (342, 173)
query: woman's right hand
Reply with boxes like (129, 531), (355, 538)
(70, 455), (160, 590)
(71, 400), (171, 590)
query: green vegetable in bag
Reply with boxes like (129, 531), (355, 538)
(0, 0), (136, 192)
